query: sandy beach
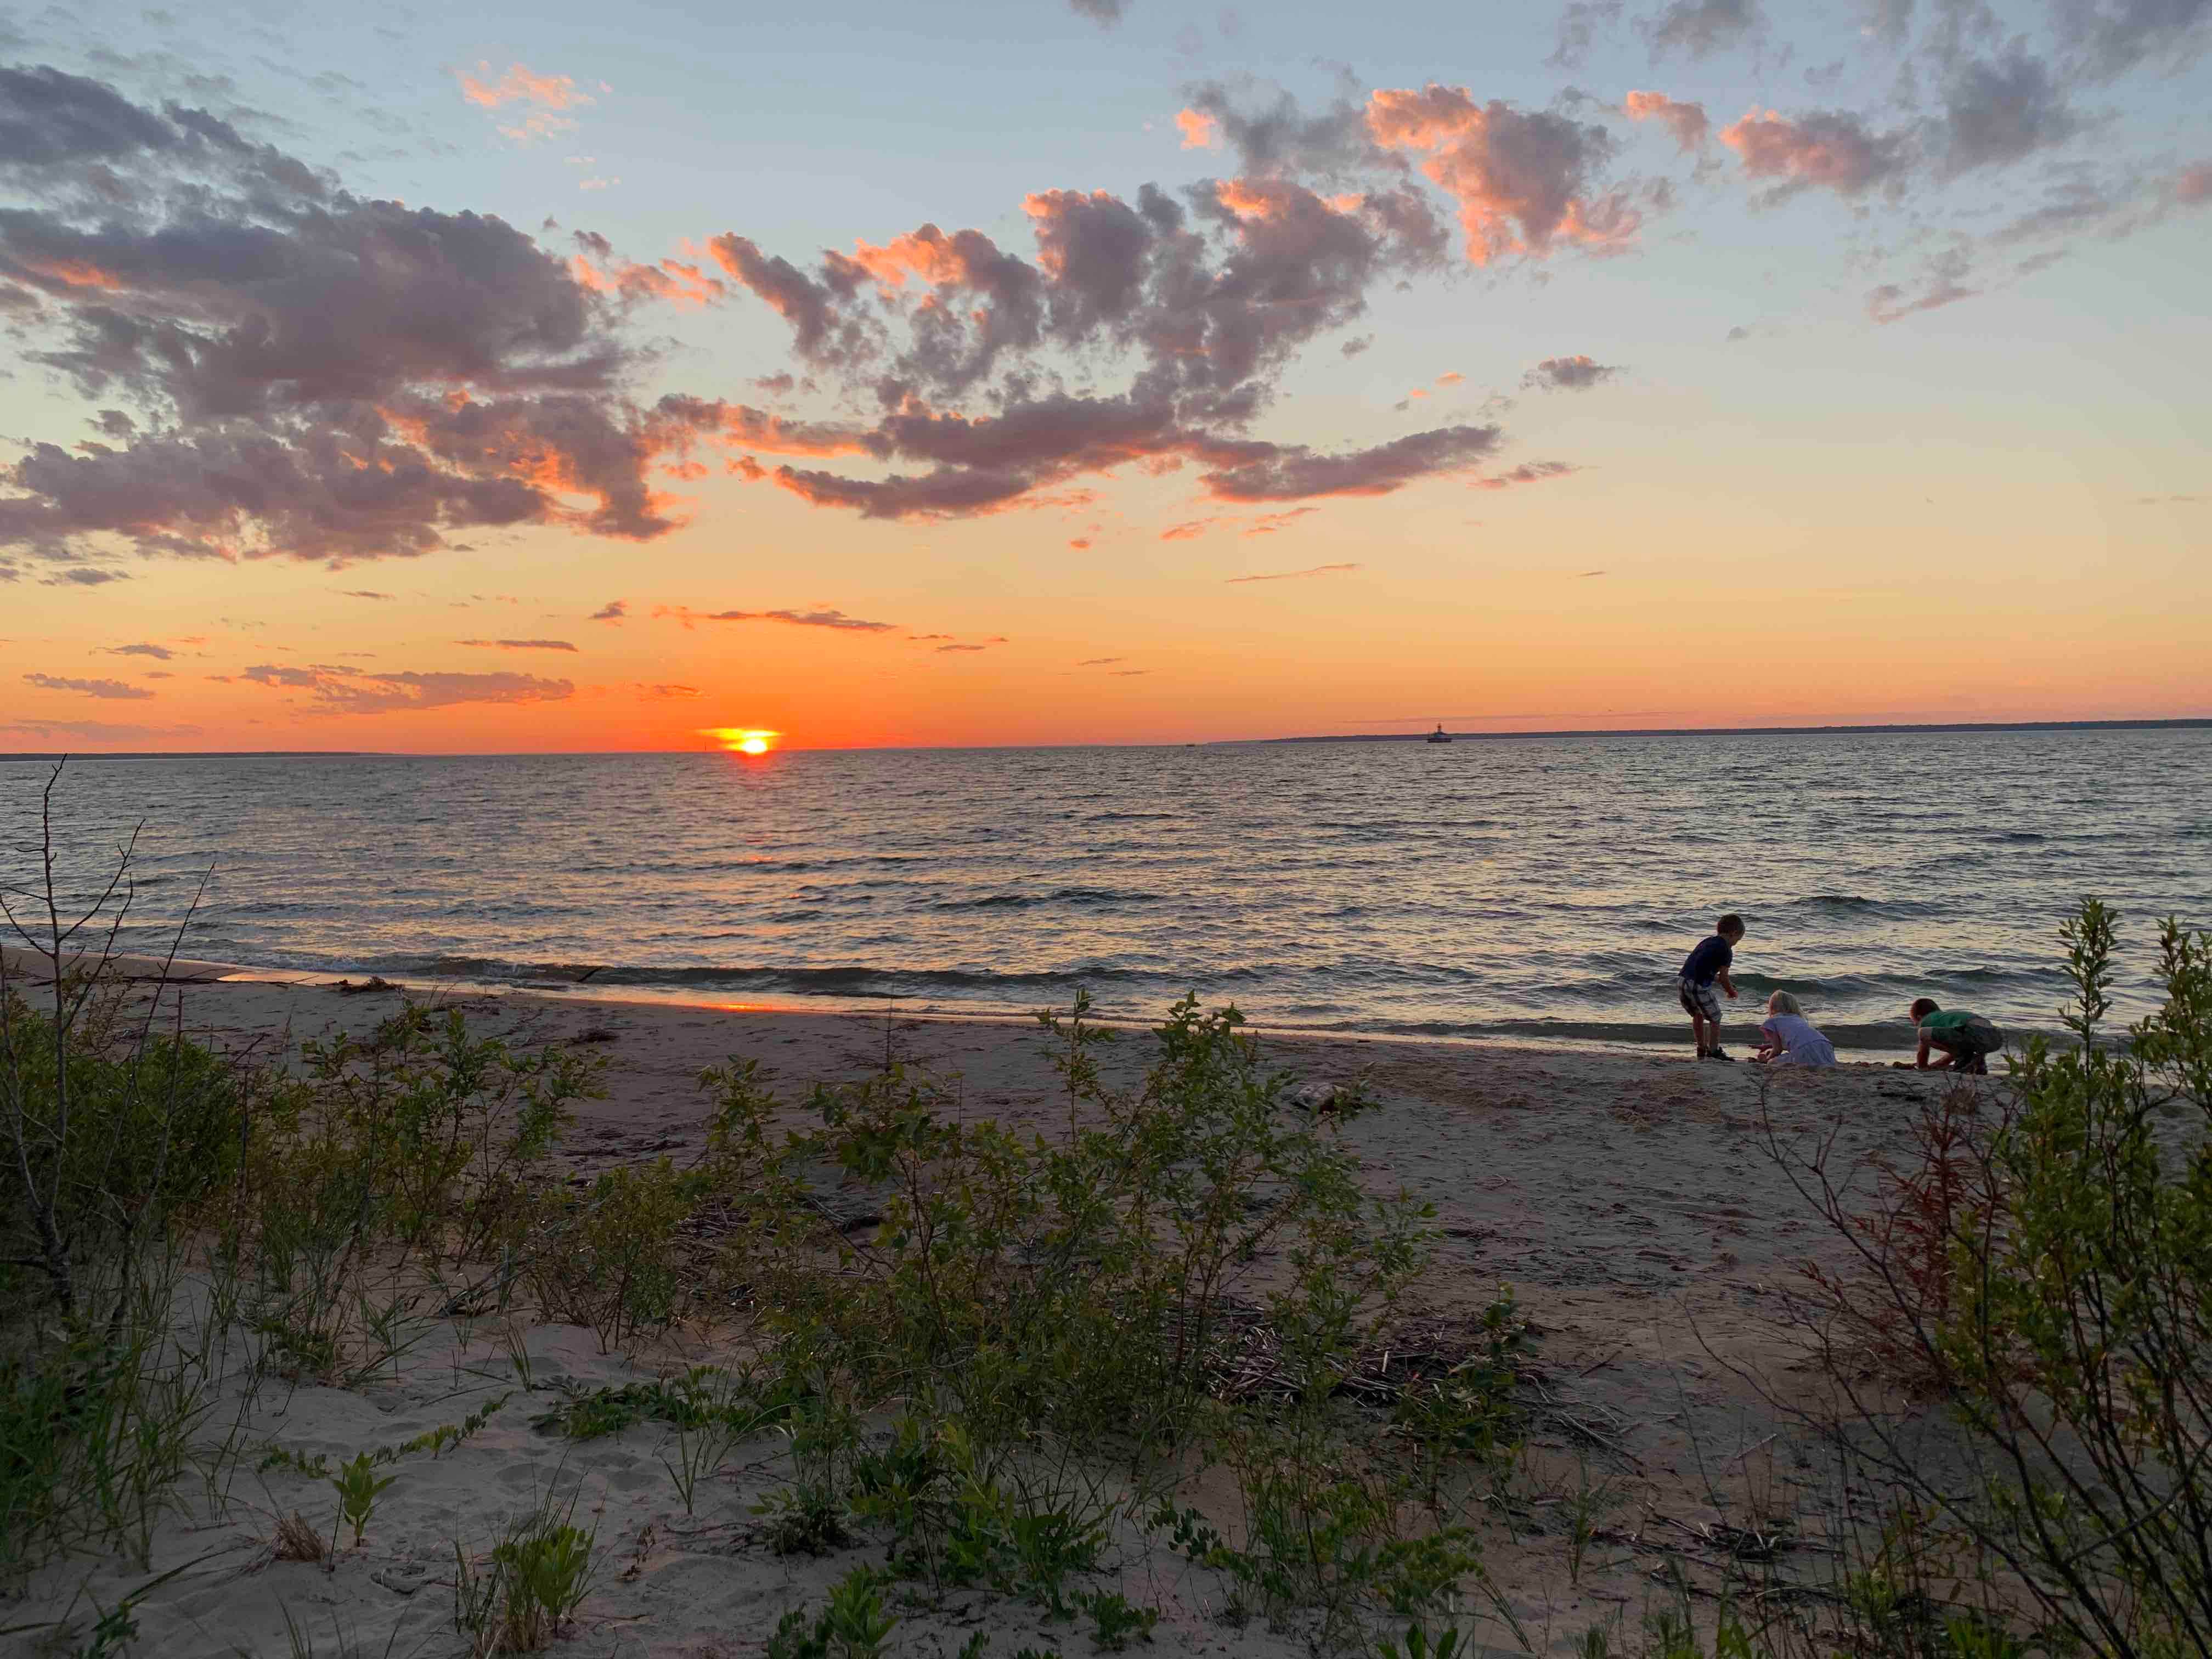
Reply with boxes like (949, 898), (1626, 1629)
(0, 946), (1979, 1658)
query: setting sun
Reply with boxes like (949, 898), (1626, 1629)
(699, 727), (780, 755)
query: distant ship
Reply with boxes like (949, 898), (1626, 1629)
(1426, 723), (1452, 744)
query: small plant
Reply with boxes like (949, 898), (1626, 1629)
(452, 1491), (597, 1656)
(330, 1452), (398, 1549)
(1376, 1626), (1468, 1659)
(658, 1368), (775, 1515)
(764, 1565), (899, 1659)
(1077, 1589), (1158, 1650)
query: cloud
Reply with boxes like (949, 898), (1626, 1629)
(1161, 518), (1218, 540)
(1934, 51), (2079, 176)
(1175, 108), (1219, 149)
(2055, 0), (2212, 80)
(341, 589), (393, 600)
(1202, 425), (1502, 501)
(0, 67), (698, 574)
(458, 64), (594, 143)
(1364, 86), (1635, 263)
(1522, 354), (1622, 391)
(936, 642), (988, 652)
(458, 63), (594, 110)
(1643, 0), (1763, 58)
(1548, 0), (1624, 67)
(102, 641), (173, 659)
(1623, 89), (1711, 150)
(2176, 162), (2212, 203)
(1866, 249), (1978, 323)
(1436, 371), (1465, 386)
(22, 672), (155, 699)
(457, 638), (580, 652)
(1720, 106), (1910, 199)
(589, 599), (627, 621)
(1068, 0), (1128, 24)
(240, 663), (572, 713)
(1244, 506), (1318, 534)
(657, 605), (897, 632)
(1077, 656), (1125, 665)
(1472, 460), (1578, 489)
(1226, 561), (1361, 583)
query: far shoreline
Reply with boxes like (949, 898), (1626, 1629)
(3, 715), (2208, 763)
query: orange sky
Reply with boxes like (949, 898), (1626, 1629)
(3, 6), (2208, 751)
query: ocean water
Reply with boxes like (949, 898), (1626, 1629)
(5, 729), (2209, 1052)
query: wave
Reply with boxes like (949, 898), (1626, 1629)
(935, 888), (1163, 911)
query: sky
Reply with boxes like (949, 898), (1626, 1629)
(0, 0), (2207, 752)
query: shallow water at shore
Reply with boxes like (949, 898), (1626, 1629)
(5, 727), (2208, 1047)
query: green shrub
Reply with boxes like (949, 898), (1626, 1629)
(526, 1155), (695, 1351)
(1788, 901), (2212, 1659)
(452, 1491), (598, 1656)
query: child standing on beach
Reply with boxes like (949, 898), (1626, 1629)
(1756, 990), (1836, 1066)
(1678, 913), (1745, 1062)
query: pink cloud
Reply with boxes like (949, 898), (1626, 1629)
(1161, 518), (1218, 540)
(1175, 108), (1220, 149)
(458, 63), (592, 110)
(1365, 84), (1636, 264)
(2177, 163), (2212, 204)
(1226, 562), (1361, 583)
(1720, 108), (1907, 198)
(1623, 90), (1710, 151)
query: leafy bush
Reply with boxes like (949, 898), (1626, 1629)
(526, 1155), (695, 1350)
(1781, 901), (2212, 1658)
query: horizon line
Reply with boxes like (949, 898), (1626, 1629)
(4, 715), (2209, 763)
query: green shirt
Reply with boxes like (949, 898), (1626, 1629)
(1918, 1009), (1981, 1037)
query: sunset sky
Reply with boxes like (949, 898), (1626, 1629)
(2, 0), (2207, 752)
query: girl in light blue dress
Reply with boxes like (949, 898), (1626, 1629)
(1756, 991), (1837, 1066)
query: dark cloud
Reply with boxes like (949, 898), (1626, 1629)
(2053, 0), (2212, 78)
(0, 64), (173, 168)
(22, 671), (155, 698)
(239, 663), (572, 712)
(341, 589), (393, 599)
(457, 637), (579, 651)
(1068, 0), (1128, 24)
(1522, 354), (1622, 390)
(936, 642), (987, 652)
(0, 65), (692, 574)
(1204, 425), (1503, 500)
(1935, 50), (2080, 175)
(1077, 656), (1125, 665)
(102, 641), (173, 659)
(1643, 0), (1764, 57)
(589, 599), (627, 620)
(1548, 1), (1625, 66)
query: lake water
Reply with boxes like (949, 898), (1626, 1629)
(5, 729), (2209, 1052)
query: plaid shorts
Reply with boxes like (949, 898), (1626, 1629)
(1678, 976), (1722, 1022)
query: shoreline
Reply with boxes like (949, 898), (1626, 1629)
(2, 941), (1939, 1064)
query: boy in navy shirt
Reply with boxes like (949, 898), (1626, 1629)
(1679, 913), (1745, 1062)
